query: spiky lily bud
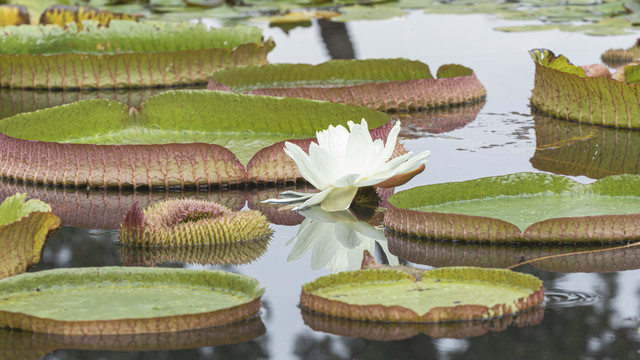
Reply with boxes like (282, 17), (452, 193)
(120, 199), (272, 247)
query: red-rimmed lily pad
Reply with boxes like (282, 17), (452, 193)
(384, 172), (640, 243)
(0, 193), (60, 279)
(0, 90), (390, 188)
(601, 39), (640, 67)
(530, 48), (640, 128)
(0, 21), (274, 89)
(387, 231), (640, 273)
(0, 267), (263, 335)
(207, 59), (486, 111)
(302, 305), (544, 340)
(0, 317), (265, 359)
(119, 199), (273, 246)
(300, 267), (543, 322)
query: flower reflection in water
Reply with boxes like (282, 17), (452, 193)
(287, 206), (398, 273)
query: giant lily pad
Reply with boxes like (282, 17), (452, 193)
(530, 48), (640, 128)
(531, 114), (640, 178)
(0, 90), (390, 188)
(384, 172), (640, 243)
(0, 193), (60, 279)
(119, 199), (273, 246)
(302, 303), (544, 340)
(0, 87), (168, 120)
(0, 267), (263, 335)
(387, 231), (640, 272)
(207, 59), (486, 111)
(0, 318), (265, 360)
(0, 21), (274, 89)
(300, 267), (543, 322)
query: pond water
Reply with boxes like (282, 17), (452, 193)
(4, 9), (640, 360)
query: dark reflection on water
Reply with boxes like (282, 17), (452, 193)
(531, 114), (640, 178)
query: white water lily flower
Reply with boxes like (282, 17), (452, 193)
(287, 207), (399, 273)
(264, 119), (430, 212)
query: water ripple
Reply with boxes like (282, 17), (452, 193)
(544, 288), (607, 308)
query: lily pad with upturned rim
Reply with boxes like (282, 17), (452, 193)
(0, 193), (60, 279)
(0, 21), (274, 89)
(529, 48), (640, 128)
(302, 306), (544, 340)
(384, 172), (640, 243)
(386, 231), (640, 273)
(0, 267), (263, 335)
(0, 317), (265, 360)
(0, 90), (391, 188)
(207, 59), (487, 111)
(300, 267), (543, 323)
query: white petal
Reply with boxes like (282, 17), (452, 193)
(292, 187), (333, 211)
(298, 207), (356, 223)
(320, 186), (358, 212)
(333, 173), (360, 188)
(287, 218), (318, 261)
(392, 150), (431, 175)
(377, 120), (401, 167)
(284, 142), (324, 189)
(345, 119), (374, 173)
(308, 142), (341, 185)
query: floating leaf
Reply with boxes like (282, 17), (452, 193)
(0, 87), (169, 120)
(0, 193), (60, 279)
(531, 114), (640, 178)
(119, 199), (273, 246)
(0, 4), (29, 26)
(0, 90), (389, 188)
(0, 317), (265, 357)
(495, 24), (558, 32)
(333, 5), (406, 22)
(39, 4), (142, 27)
(0, 21), (274, 88)
(300, 267), (543, 322)
(386, 231), (640, 272)
(302, 293), (543, 340)
(0, 267), (263, 335)
(385, 172), (640, 243)
(530, 48), (640, 128)
(208, 59), (486, 111)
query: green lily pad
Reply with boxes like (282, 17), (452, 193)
(530, 48), (640, 128)
(0, 193), (60, 279)
(300, 267), (543, 322)
(531, 114), (640, 179)
(387, 231), (640, 272)
(0, 21), (274, 89)
(0, 87), (171, 120)
(119, 198), (273, 246)
(385, 172), (640, 243)
(207, 59), (486, 111)
(0, 267), (263, 335)
(0, 317), (265, 358)
(302, 305), (544, 340)
(0, 90), (390, 188)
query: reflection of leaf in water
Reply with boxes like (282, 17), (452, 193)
(531, 115), (640, 178)
(288, 207), (398, 273)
